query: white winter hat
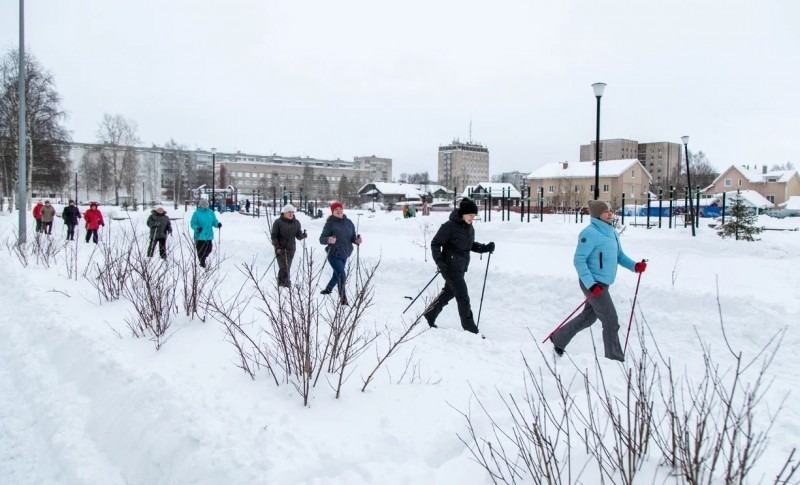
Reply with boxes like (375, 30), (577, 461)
(281, 204), (297, 213)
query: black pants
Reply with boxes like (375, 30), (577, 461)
(35, 219), (42, 233)
(66, 223), (76, 240)
(43, 221), (53, 235)
(424, 270), (478, 333)
(85, 229), (98, 244)
(195, 240), (213, 267)
(148, 238), (167, 259)
(276, 249), (296, 287)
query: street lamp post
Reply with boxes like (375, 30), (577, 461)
(681, 136), (696, 237)
(592, 82), (606, 200)
(211, 148), (216, 211)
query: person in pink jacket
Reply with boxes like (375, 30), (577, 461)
(83, 202), (105, 244)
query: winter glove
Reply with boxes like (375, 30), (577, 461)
(300, 230), (307, 239)
(196, 227), (202, 233)
(217, 223), (222, 228)
(634, 261), (647, 273)
(355, 234), (362, 246)
(484, 242), (495, 253)
(435, 260), (448, 273)
(589, 284), (603, 297)
(100, 222), (105, 227)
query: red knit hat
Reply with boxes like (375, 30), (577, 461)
(330, 201), (343, 212)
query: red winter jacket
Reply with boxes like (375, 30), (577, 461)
(32, 203), (43, 220)
(84, 208), (105, 230)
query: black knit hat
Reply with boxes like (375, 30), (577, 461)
(458, 198), (479, 216)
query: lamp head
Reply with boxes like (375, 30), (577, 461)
(211, 147), (217, 154)
(592, 82), (607, 97)
(681, 136), (689, 145)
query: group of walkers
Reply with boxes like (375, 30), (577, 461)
(30, 194), (645, 361)
(31, 199), (104, 243)
(416, 197), (646, 363)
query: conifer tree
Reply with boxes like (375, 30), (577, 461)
(716, 192), (764, 241)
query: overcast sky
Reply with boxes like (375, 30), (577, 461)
(1, 0), (797, 177)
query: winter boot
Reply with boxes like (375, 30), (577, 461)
(320, 288), (332, 295)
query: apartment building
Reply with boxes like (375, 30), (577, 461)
(438, 139), (489, 190)
(580, 139), (681, 189)
(67, 143), (387, 204)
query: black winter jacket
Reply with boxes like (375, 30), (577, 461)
(61, 205), (82, 225)
(271, 215), (304, 252)
(319, 215), (357, 259)
(146, 211), (172, 239)
(431, 209), (490, 273)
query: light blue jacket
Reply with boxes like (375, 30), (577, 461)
(574, 217), (636, 288)
(190, 207), (220, 241)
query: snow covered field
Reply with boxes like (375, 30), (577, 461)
(1, 206), (799, 484)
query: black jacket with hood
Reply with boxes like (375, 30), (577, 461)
(430, 209), (489, 273)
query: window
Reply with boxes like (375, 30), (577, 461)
(548, 185), (554, 193)
(589, 184), (595, 193)
(574, 185), (581, 193)
(603, 185), (610, 192)
(738, 179), (743, 186)
(724, 179), (732, 187)
(631, 169), (636, 178)
(766, 195), (775, 203)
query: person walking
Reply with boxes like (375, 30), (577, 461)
(270, 203), (307, 287)
(61, 200), (82, 240)
(146, 205), (173, 259)
(319, 201), (362, 305)
(550, 200), (646, 362)
(40, 200), (56, 235)
(190, 199), (221, 268)
(423, 198), (494, 334)
(83, 202), (105, 244)
(32, 200), (44, 233)
(245, 199), (251, 213)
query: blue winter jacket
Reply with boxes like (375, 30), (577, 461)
(190, 207), (220, 241)
(319, 215), (357, 259)
(574, 217), (636, 288)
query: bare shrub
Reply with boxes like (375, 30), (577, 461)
(208, 247), (381, 406)
(174, 231), (219, 321)
(459, 293), (795, 485)
(122, 237), (179, 350)
(86, 230), (136, 302)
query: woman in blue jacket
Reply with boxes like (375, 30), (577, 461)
(551, 200), (646, 362)
(190, 199), (221, 268)
(319, 201), (362, 305)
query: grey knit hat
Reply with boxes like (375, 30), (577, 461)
(199, 199), (209, 208)
(588, 200), (612, 218)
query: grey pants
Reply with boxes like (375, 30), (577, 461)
(551, 281), (625, 361)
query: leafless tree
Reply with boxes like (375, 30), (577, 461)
(96, 113), (139, 205)
(0, 49), (70, 199)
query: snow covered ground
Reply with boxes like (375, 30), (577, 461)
(1, 206), (798, 484)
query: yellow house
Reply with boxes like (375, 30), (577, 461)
(526, 159), (652, 209)
(703, 165), (800, 206)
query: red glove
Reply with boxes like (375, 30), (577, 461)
(634, 261), (647, 273)
(589, 284), (603, 297)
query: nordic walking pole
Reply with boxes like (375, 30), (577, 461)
(402, 270), (440, 314)
(542, 294), (592, 344)
(475, 251), (492, 330)
(623, 259), (647, 354)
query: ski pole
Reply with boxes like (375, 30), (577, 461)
(402, 270), (441, 314)
(475, 251), (492, 330)
(623, 259), (647, 354)
(541, 294), (592, 344)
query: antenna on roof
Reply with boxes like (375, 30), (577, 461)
(469, 118), (473, 144)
